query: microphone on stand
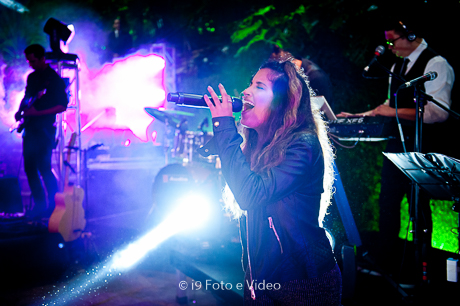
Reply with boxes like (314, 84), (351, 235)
(364, 45), (385, 72)
(398, 71), (438, 89)
(167, 92), (243, 112)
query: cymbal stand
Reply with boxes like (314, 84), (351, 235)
(163, 117), (175, 165)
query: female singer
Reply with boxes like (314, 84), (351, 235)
(202, 59), (342, 305)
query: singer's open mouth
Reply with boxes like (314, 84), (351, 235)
(243, 101), (254, 112)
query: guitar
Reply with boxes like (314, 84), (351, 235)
(14, 89), (47, 133)
(48, 133), (86, 242)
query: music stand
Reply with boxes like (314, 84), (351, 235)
(383, 152), (460, 202)
(384, 152), (460, 283)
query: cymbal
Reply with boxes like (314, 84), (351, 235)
(144, 107), (194, 124)
(163, 109), (194, 117)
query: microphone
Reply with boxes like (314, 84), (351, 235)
(364, 45), (385, 72)
(167, 92), (243, 112)
(398, 71), (438, 89)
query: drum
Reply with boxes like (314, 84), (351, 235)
(146, 163), (223, 237)
(172, 131), (214, 164)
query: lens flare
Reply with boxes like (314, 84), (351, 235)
(111, 193), (211, 270)
(40, 192), (212, 305)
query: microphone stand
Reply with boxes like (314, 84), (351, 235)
(412, 84), (426, 294)
(363, 60), (407, 82)
(356, 58), (415, 301)
(412, 84), (460, 295)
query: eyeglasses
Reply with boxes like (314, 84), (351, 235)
(386, 36), (402, 47)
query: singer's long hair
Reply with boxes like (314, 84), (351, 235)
(222, 60), (335, 226)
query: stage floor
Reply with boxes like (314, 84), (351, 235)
(1, 211), (458, 306)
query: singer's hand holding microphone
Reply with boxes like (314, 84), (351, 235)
(203, 84), (234, 118)
(166, 85), (242, 117)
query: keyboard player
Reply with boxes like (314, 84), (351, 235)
(338, 17), (455, 284)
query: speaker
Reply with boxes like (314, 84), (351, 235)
(0, 177), (23, 213)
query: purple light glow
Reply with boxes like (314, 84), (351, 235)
(78, 53), (166, 142)
(0, 52), (166, 144)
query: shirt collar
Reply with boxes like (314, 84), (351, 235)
(406, 39), (427, 64)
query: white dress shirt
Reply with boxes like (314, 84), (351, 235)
(387, 39), (455, 124)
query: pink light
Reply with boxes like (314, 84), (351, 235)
(78, 53), (166, 142)
(0, 49), (166, 145)
(124, 139), (131, 146)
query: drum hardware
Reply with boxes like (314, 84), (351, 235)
(145, 107), (195, 164)
(144, 107), (216, 166)
(143, 108), (238, 250)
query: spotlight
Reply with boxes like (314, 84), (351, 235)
(43, 18), (72, 54)
(110, 192), (211, 270)
(40, 192), (213, 305)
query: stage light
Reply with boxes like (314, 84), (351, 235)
(40, 192), (213, 305)
(173, 193), (212, 230)
(110, 192), (211, 270)
(43, 18), (72, 54)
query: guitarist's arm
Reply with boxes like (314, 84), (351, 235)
(15, 104), (26, 121)
(22, 104), (66, 117)
(14, 87), (32, 121)
(20, 76), (68, 118)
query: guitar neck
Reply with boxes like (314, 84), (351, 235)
(64, 133), (77, 188)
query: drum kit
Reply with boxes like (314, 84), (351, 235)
(145, 107), (215, 165)
(144, 107), (230, 239)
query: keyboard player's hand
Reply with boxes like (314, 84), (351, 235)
(373, 104), (395, 117)
(336, 112), (354, 118)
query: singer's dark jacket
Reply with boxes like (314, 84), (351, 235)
(199, 117), (337, 295)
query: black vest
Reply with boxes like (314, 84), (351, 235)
(386, 47), (442, 154)
(390, 47), (438, 109)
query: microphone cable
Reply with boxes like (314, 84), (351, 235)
(394, 88), (407, 153)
